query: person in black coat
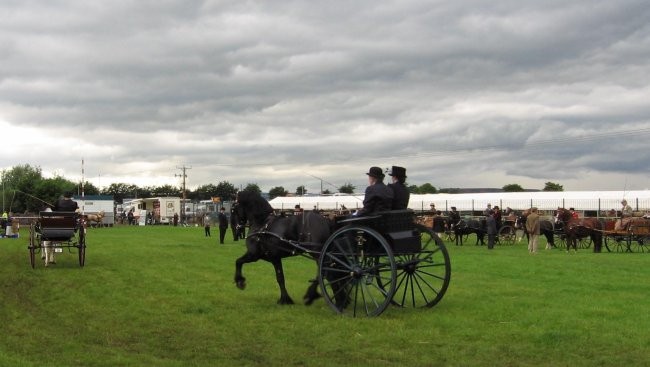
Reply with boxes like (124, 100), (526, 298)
(387, 166), (410, 210)
(53, 191), (79, 212)
(230, 204), (241, 241)
(218, 207), (228, 244)
(355, 166), (394, 216)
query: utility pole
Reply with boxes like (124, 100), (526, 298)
(175, 165), (191, 225)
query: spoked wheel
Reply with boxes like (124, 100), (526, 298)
(605, 235), (626, 252)
(77, 227), (86, 267)
(554, 234), (566, 250)
(578, 237), (592, 249)
(28, 224), (38, 269)
(387, 225), (451, 308)
(497, 225), (516, 246)
(318, 226), (397, 317)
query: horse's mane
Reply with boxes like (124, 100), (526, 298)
(237, 191), (274, 227)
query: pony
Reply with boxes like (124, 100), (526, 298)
(454, 219), (486, 246)
(85, 211), (105, 227)
(555, 208), (603, 252)
(233, 190), (332, 305)
(516, 210), (556, 248)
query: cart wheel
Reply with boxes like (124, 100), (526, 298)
(497, 225), (516, 246)
(578, 237), (592, 249)
(387, 225), (451, 308)
(554, 234), (567, 250)
(78, 227), (86, 267)
(318, 225), (396, 317)
(28, 224), (37, 269)
(604, 235), (625, 253)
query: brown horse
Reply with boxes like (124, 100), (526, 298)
(86, 211), (105, 227)
(555, 208), (603, 252)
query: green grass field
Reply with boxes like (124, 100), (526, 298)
(1, 225), (649, 367)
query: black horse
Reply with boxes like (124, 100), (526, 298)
(454, 219), (486, 246)
(234, 191), (332, 305)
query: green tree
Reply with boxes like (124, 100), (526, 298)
(543, 182), (564, 191)
(1, 164), (44, 213)
(503, 183), (524, 192)
(296, 185), (307, 196)
(407, 185), (419, 194)
(418, 183), (437, 194)
(151, 184), (180, 197)
(191, 184), (218, 201)
(81, 181), (100, 196)
(338, 183), (355, 194)
(32, 176), (77, 211)
(269, 186), (288, 200)
(215, 181), (237, 202)
(101, 183), (140, 203)
(243, 183), (261, 195)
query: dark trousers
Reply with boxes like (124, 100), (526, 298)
(205, 226), (211, 237)
(219, 226), (228, 244)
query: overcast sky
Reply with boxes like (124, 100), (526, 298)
(2, 0), (650, 194)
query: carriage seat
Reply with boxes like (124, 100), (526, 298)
(38, 211), (78, 241)
(338, 210), (421, 253)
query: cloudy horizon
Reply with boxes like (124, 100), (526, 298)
(2, 1), (650, 194)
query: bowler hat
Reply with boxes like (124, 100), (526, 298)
(366, 166), (385, 179)
(387, 166), (407, 178)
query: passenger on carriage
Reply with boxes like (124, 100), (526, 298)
(614, 199), (633, 231)
(53, 191), (79, 212)
(447, 207), (460, 229)
(386, 166), (409, 210)
(569, 207), (579, 219)
(354, 166), (393, 216)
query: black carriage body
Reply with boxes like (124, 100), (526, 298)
(336, 210), (421, 254)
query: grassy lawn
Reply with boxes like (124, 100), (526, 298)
(1, 225), (649, 366)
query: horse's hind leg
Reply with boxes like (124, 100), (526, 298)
(272, 259), (294, 305)
(303, 274), (321, 306)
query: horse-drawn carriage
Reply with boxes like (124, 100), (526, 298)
(601, 217), (650, 253)
(28, 211), (87, 268)
(234, 192), (451, 317)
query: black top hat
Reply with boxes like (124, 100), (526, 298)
(63, 191), (74, 198)
(366, 166), (385, 179)
(387, 166), (407, 178)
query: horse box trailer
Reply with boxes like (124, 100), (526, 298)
(73, 195), (115, 226)
(143, 197), (181, 224)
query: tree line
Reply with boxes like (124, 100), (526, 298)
(1, 164), (563, 214)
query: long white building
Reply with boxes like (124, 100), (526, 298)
(269, 190), (650, 214)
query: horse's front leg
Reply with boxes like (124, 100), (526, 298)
(272, 258), (294, 305)
(234, 252), (258, 290)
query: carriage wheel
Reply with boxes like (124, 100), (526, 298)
(386, 225), (451, 309)
(554, 234), (566, 250)
(318, 225), (397, 317)
(497, 225), (516, 246)
(28, 224), (38, 269)
(77, 226), (87, 267)
(578, 237), (592, 249)
(604, 235), (625, 253)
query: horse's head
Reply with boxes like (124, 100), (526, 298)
(555, 208), (571, 224)
(235, 190), (274, 228)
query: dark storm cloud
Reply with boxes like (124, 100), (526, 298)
(2, 0), (650, 192)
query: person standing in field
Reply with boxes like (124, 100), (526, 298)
(204, 214), (211, 237)
(526, 207), (541, 253)
(486, 210), (497, 250)
(218, 207), (229, 244)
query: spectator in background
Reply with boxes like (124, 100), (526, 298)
(486, 210), (497, 250)
(218, 207), (228, 244)
(204, 214), (211, 237)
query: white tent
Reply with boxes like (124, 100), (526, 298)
(269, 190), (650, 213)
